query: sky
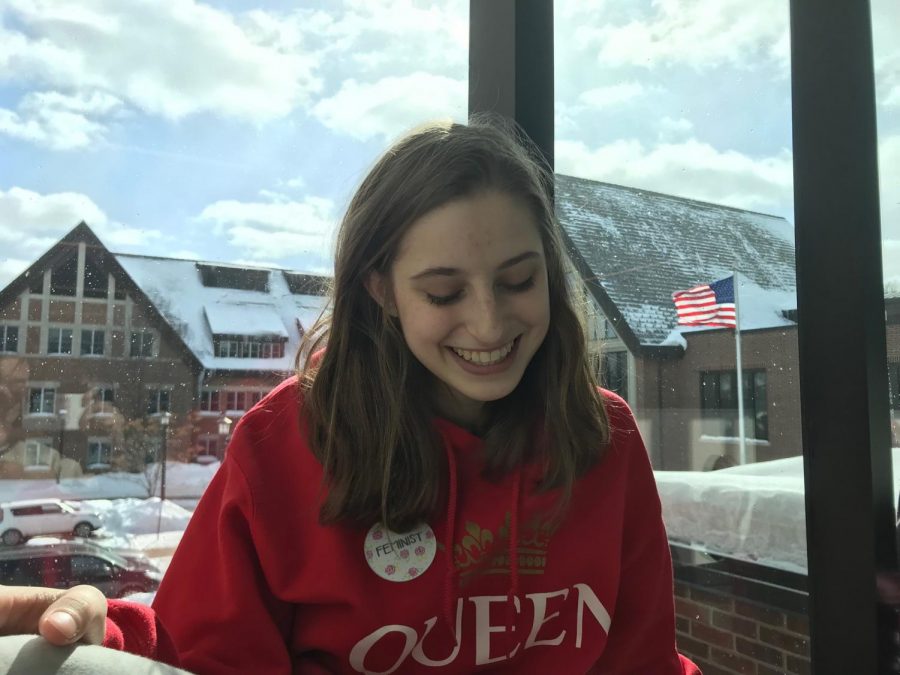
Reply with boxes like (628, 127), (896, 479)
(0, 0), (897, 290)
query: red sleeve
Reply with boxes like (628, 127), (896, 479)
(593, 394), (702, 675)
(102, 416), (294, 674)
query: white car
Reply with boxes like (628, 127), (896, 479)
(0, 499), (102, 546)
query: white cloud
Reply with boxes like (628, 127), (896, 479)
(312, 73), (467, 142)
(575, 0), (789, 71)
(579, 82), (646, 109)
(658, 116), (694, 138)
(196, 194), (338, 262)
(0, 0), (322, 123)
(0, 186), (159, 256)
(0, 258), (30, 290)
(0, 89), (123, 150)
(556, 137), (793, 213)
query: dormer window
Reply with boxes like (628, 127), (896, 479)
(197, 264), (269, 292)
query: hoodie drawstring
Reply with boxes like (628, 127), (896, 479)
(506, 468), (522, 658)
(442, 438), (459, 634)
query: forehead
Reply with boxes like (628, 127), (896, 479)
(394, 192), (543, 271)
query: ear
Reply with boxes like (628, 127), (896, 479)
(365, 272), (398, 316)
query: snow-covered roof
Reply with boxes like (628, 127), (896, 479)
(116, 254), (328, 372)
(556, 175), (797, 347)
(204, 303), (288, 338)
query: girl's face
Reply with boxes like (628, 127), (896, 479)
(383, 191), (551, 425)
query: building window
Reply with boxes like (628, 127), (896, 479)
(215, 339), (285, 359)
(0, 325), (17, 353)
(196, 436), (219, 461)
(601, 351), (628, 401)
(28, 387), (55, 415)
(200, 389), (221, 412)
(83, 257), (108, 299)
(24, 440), (53, 467)
(603, 319), (618, 340)
(700, 369), (769, 441)
(50, 256), (77, 296)
(86, 439), (112, 467)
(225, 390), (264, 413)
(47, 328), (73, 355)
(146, 388), (171, 415)
(81, 329), (105, 356)
(130, 331), (155, 358)
(90, 386), (115, 414)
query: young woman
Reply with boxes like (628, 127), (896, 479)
(0, 118), (700, 674)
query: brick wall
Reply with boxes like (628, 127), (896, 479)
(675, 580), (810, 675)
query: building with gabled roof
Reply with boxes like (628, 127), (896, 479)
(0, 223), (328, 477)
(556, 174), (803, 470)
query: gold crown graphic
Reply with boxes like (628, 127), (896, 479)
(454, 514), (556, 578)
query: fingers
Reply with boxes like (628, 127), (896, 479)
(0, 585), (66, 637)
(37, 585), (108, 646)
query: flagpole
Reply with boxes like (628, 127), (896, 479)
(733, 271), (747, 464)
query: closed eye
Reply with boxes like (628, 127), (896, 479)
(500, 276), (535, 293)
(426, 291), (463, 306)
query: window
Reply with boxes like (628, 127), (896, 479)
(28, 387), (55, 415)
(50, 256), (77, 296)
(601, 351), (628, 401)
(91, 386), (115, 414)
(24, 440), (52, 467)
(700, 369), (769, 440)
(83, 257), (108, 299)
(81, 329), (105, 356)
(603, 320), (618, 340)
(197, 264), (269, 291)
(0, 325), (18, 353)
(197, 436), (219, 460)
(146, 388), (171, 415)
(41, 503), (62, 514)
(215, 339), (284, 359)
(71, 556), (113, 578)
(87, 439), (112, 467)
(225, 390), (265, 412)
(130, 331), (155, 358)
(200, 389), (221, 412)
(47, 328), (73, 355)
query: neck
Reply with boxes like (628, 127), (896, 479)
(432, 383), (486, 435)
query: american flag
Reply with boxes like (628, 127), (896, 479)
(672, 275), (737, 328)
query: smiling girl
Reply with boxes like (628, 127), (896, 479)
(0, 118), (699, 674)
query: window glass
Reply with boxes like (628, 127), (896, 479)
(556, 0), (825, 668)
(872, 0), (900, 456)
(0, 0), (467, 615)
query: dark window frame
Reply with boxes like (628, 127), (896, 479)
(699, 368), (769, 441)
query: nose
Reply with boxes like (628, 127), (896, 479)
(466, 289), (505, 346)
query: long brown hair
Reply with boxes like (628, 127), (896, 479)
(298, 116), (609, 532)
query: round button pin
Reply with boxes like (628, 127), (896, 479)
(364, 522), (437, 582)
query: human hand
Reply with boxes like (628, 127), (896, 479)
(0, 585), (108, 646)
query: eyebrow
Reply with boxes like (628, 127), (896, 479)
(410, 251), (542, 280)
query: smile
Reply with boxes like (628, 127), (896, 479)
(448, 337), (518, 366)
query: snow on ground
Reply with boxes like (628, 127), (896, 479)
(3, 453), (899, 577)
(0, 461), (220, 502)
(656, 447), (900, 574)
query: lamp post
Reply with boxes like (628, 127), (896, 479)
(217, 414), (232, 461)
(56, 408), (67, 484)
(156, 412), (172, 536)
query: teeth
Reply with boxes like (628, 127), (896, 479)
(451, 339), (515, 366)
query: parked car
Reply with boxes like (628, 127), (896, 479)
(0, 499), (102, 545)
(0, 541), (163, 598)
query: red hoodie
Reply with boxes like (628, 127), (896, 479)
(103, 377), (700, 674)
